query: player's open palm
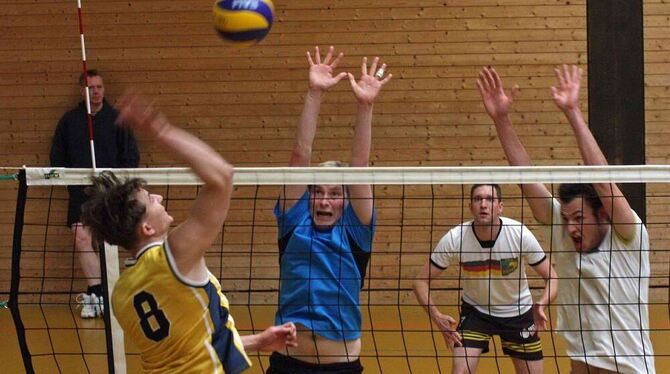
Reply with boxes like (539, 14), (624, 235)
(307, 46), (347, 92)
(551, 64), (582, 112)
(433, 312), (462, 350)
(348, 56), (392, 105)
(477, 67), (517, 121)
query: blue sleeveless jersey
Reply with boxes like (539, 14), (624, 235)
(274, 191), (375, 340)
(112, 241), (252, 373)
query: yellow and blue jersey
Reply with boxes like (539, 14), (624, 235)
(112, 241), (251, 373)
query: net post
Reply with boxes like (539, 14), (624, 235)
(100, 241), (126, 373)
(9, 169), (35, 373)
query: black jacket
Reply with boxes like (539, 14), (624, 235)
(50, 99), (140, 169)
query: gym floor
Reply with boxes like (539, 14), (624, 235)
(1, 304), (668, 373)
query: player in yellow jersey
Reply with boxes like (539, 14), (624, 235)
(81, 91), (297, 373)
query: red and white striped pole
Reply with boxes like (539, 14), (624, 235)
(76, 0), (97, 170)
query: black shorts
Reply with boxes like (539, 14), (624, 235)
(458, 301), (543, 361)
(266, 352), (363, 374)
(67, 186), (88, 227)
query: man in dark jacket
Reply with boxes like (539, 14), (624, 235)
(50, 69), (140, 318)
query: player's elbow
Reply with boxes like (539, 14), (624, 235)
(210, 160), (234, 190)
(221, 162), (234, 187)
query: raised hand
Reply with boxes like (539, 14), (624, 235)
(433, 312), (462, 350)
(115, 90), (169, 138)
(476, 67), (518, 121)
(307, 46), (347, 92)
(551, 64), (582, 112)
(347, 56), (392, 105)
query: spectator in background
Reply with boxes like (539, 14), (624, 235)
(50, 69), (140, 318)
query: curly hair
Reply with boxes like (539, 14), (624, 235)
(81, 171), (147, 249)
(558, 183), (603, 212)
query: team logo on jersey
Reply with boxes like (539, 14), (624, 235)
(520, 323), (537, 339)
(499, 257), (519, 276)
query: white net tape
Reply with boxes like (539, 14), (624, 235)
(23, 165), (670, 186)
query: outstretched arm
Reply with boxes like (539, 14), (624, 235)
(551, 65), (635, 239)
(413, 261), (462, 349)
(241, 322), (298, 353)
(477, 67), (553, 224)
(345, 56), (392, 224)
(279, 46), (347, 211)
(115, 92), (234, 276)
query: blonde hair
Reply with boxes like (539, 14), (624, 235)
(309, 160), (349, 198)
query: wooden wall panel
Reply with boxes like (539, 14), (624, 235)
(0, 0), (668, 304)
(644, 0), (670, 298)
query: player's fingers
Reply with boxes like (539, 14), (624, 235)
(374, 63), (386, 79)
(144, 98), (157, 116)
(333, 72), (348, 83)
(476, 78), (486, 96)
(483, 67), (497, 90)
(121, 93), (143, 120)
(361, 57), (368, 76)
(510, 84), (519, 99)
(450, 332), (463, 347)
(347, 72), (357, 88)
(314, 46), (322, 64)
(478, 71), (491, 92)
(369, 56), (380, 76)
(561, 65), (570, 87)
(554, 67), (564, 89)
(331, 52), (344, 69)
(380, 73), (393, 85)
(323, 45), (334, 65)
(491, 67), (503, 89)
(118, 89), (140, 110)
(306, 51), (314, 66)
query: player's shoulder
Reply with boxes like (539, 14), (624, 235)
(499, 216), (537, 238)
(114, 243), (165, 291)
(446, 221), (472, 235)
(500, 216), (532, 231)
(437, 221), (472, 244)
(500, 216), (522, 225)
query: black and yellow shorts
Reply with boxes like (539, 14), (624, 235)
(457, 301), (543, 361)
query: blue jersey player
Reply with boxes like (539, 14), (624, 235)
(268, 46), (391, 374)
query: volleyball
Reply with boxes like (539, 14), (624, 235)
(213, 0), (274, 46)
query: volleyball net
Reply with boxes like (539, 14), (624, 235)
(9, 166), (670, 373)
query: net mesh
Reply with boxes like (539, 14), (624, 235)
(9, 166), (670, 373)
